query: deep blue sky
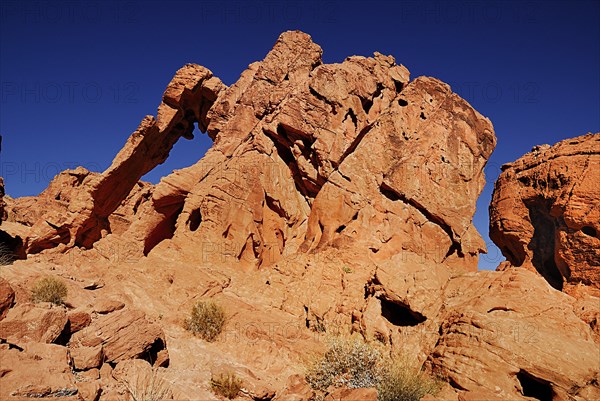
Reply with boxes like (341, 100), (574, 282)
(1, 0), (599, 270)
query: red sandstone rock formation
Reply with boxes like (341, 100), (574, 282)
(0, 31), (598, 401)
(490, 133), (600, 292)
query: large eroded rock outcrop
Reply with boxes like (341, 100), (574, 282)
(1, 31), (598, 401)
(109, 31), (495, 273)
(490, 133), (600, 292)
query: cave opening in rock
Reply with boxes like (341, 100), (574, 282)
(516, 370), (553, 401)
(143, 203), (184, 256)
(187, 209), (202, 232)
(0, 230), (25, 263)
(380, 298), (426, 327)
(54, 320), (72, 347)
(142, 338), (168, 367)
(581, 226), (597, 237)
(526, 200), (564, 290)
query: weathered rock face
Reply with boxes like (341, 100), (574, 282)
(119, 31), (495, 272)
(0, 303), (68, 346)
(5, 31), (494, 274)
(70, 308), (168, 365)
(490, 133), (600, 292)
(428, 269), (600, 401)
(2, 30), (598, 401)
(0, 277), (15, 320)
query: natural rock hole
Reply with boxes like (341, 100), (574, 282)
(335, 224), (346, 233)
(581, 226), (596, 237)
(187, 209), (202, 232)
(54, 320), (72, 346)
(380, 182), (401, 202)
(526, 200), (564, 290)
(143, 204), (184, 256)
(142, 338), (168, 367)
(380, 298), (426, 327)
(398, 98), (408, 107)
(516, 370), (553, 401)
(0, 230), (25, 262)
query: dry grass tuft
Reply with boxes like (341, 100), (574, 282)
(31, 276), (68, 305)
(210, 372), (243, 399)
(184, 300), (225, 342)
(122, 368), (171, 401)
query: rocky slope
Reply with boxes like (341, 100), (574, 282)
(0, 31), (598, 401)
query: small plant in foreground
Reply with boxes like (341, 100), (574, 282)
(122, 368), (171, 401)
(31, 276), (68, 305)
(0, 243), (14, 266)
(184, 300), (225, 342)
(306, 336), (383, 390)
(306, 336), (442, 401)
(211, 372), (243, 399)
(377, 360), (443, 401)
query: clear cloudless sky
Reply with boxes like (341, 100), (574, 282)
(1, 0), (598, 270)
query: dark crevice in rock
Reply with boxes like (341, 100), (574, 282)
(487, 306), (514, 313)
(380, 183), (401, 201)
(263, 127), (319, 199)
(581, 226), (597, 237)
(337, 123), (373, 168)
(265, 194), (288, 220)
(344, 108), (358, 128)
(143, 203), (184, 256)
(142, 338), (168, 367)
(379, 297), (426, 327)
(448, 377), (468, 391)
(393, 80), (404, 93)
(525, 198), (566, 290)
(398, 98), (409, 107)
(360, 83), (384, 115)
(309, 86), (338, 114)
(516, 370), (553, 401)
(53, 320), (72, 346)
(0, 230), (25, 262)
(187, 209), (202, 232)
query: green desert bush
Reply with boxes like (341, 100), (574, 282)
(306, 336), (442, 401)
(31, 276), (68, 305)
(210, 372), (243, 399)
(184, 300), (225, 342)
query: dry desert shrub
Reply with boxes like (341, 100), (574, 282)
(306, 336), (442, 401)
(210, 372), (243, 399)
(306, 336), (383, 390)
(0, 243), (14, 266)
(122, 368), (171, 401)
(31, 276), (68, 305)
(184, 300), (225, 342)
(377, 359), (443, 401)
